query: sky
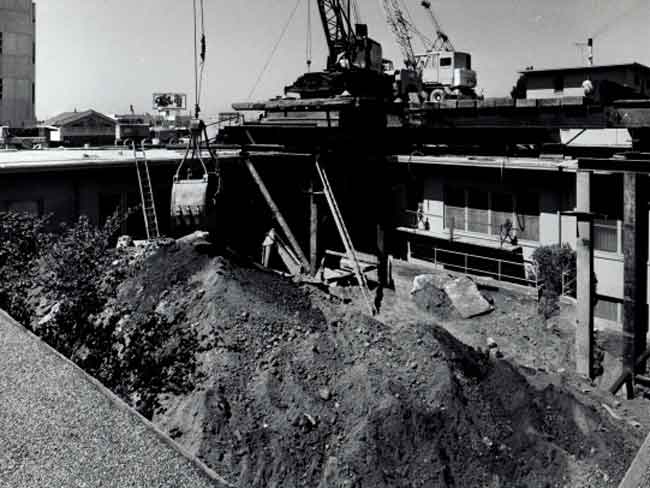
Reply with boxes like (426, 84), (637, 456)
(35, 0), (650, 120)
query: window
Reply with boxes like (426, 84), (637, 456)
(0, 32), (3, 55)
(32, 82), (35, 104)
(467, 188), (489, 233)
(32, 42), (35, 64)
(444, 187), (540, 241)
(491, 192), (514, 237)
(593, 219), (618, 253)
(553, 75), (564, 93)
(516, 192), (540, 241)
(444, 186), (465, 230)
(7, 200), (40, 215)
(0, 78), (3, 101)
(594, 296), (620, 323)
(32, 3), (36, 23)
(440, 57), (452, 67)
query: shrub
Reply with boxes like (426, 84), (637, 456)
(0, 211), (203, 419)
(0, 211), (52, 324)
(532, 243), (576, 318)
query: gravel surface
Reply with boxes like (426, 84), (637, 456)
(618, 431), (650, 488)
(0, 309), (231, 488)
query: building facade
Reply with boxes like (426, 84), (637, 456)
(393, 155), (636, 328)
(0, 0), (35, 127)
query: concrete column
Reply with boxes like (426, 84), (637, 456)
(576, 170), (594, 378)
(623, 172), (648, 374)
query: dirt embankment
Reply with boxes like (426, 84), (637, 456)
(112, 239), (640, 487)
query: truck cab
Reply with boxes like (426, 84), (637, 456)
(415, 50), (477, 100)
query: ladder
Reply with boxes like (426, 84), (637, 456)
(316, 160), (377, 315)
(132, 142), (160, 239)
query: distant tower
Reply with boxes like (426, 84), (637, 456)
(0, 1), (36, 127)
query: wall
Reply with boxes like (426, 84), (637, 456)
(0, 0), (35, 126)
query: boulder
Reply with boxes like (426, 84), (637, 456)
(443, 276), (494, 319)
(410, 274), (454, 316)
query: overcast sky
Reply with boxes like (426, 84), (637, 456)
(35, 0), (650, 120)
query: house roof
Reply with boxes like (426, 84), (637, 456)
(0, 308), (232, 487)
(44, 109), (117, 127)
(519, 62), (650, 76)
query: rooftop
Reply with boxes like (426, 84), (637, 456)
(0, 147), (240, 174)
(519, 62), (650, 75)
(0, 308), (232, 488)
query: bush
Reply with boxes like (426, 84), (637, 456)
(0, 211), (52, 324)
(0, 211), (203, 419)
(532, 243), (576, 318)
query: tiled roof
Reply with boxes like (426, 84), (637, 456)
(44, 110), (116, 127)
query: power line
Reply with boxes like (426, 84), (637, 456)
(247, 0), (302, 100)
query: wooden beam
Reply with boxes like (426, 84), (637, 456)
(243, 157), (311, 274)
(623, 172), (648, 375)
(576, 170), (594, 378)
(309, 177), (319, 276)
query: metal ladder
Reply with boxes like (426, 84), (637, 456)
(132, 142), (160, 239)
(316, 160), (377, 315)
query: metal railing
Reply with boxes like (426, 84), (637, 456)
(409, 243), (539, 288)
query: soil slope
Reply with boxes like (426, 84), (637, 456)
(112, 238), (639, 488)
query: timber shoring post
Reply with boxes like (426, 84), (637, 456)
(241, 154), (311, 274)
(576, 170), (594, 378)
(309, 173), (319, 276)
(623, 172), (648, 383)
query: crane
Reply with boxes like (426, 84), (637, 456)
(421, 0), (454, 52)
(285, 0), (393, 99)
(380, 0), (477, 102)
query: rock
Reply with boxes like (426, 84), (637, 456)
(116, 235), (134, 250)
(443, 276), (494, 319)
(410, 274), (453, 315)
(319, 387), (332, 401)
(37, 302), (61, 327)
(487, 337), (498, 349)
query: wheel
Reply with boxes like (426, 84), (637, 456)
(429, 89), (445, 103)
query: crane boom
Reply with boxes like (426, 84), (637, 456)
(316, 0), (356, 70)
(421, 0), (454, 51)
(380, 0), (418, 68)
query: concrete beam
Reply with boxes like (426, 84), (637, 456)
(576, 170), (594, 378)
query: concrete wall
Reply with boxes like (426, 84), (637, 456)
(0, 162), (178, 237)
(0, 0), (35, 126)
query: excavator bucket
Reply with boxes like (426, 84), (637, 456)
(170, 173), (217, 232)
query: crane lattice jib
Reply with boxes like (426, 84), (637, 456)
(421, 0), (454, 51)
(381, 0), (417, 68)
(316, 0), (356, 69)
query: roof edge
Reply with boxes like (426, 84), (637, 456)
(0, 307), (235, 488)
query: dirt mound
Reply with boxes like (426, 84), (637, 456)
(112, 240), (637, 487)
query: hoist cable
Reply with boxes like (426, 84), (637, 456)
(247, 0), (302, 100)
(197, 0), (206, 109)
(306, 0), (312, 71)
(192, 0), (199, 117)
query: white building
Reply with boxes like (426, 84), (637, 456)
(0, 0), (35, 127)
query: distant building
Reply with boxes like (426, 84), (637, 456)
(44, 109), (116, 146)
(519, 63), (650, 103)
(0, 0), (36, 127)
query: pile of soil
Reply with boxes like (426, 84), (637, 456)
(111, 237), (640, 487)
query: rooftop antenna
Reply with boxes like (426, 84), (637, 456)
(574, 38), (594, 66)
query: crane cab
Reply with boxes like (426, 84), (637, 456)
(416, 50), (477, 99)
